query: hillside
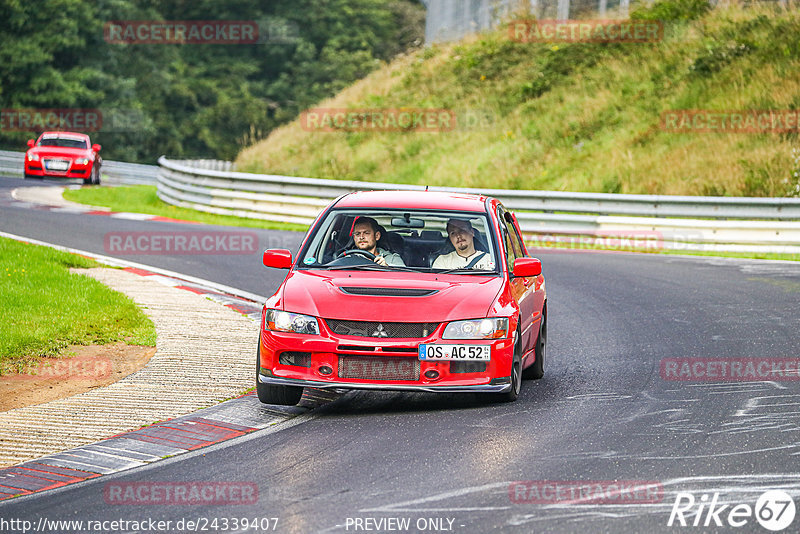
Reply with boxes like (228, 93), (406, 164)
(237, 0), (800, 197)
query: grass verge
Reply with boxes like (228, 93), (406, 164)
(0, 237), (157, 375)
(63, 185), (308, 232)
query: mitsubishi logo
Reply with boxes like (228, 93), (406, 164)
(372, 324), (388, 337)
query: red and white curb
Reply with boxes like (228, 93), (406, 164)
(0, 232), (343, 503)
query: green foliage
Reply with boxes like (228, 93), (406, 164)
(0, 0), (424, 162)
(238, 0), (800, 197)
(631, 0), (710, 22)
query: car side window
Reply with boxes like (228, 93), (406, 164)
(507, 217), (526, 259)
(497, 208), (518, 272)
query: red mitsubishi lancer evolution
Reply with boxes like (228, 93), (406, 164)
(257, 190), (547, 404)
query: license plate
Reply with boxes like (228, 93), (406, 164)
(45, 160), (69, 171)
(419, 344), (490, 361)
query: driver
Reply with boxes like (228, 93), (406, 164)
(351, 217), (405, 267)
(432, 218), (494, 270)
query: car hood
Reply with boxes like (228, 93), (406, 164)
(28, 147), (91, 158)
(280, 269), (504, 323)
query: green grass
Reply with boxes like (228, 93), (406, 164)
(236, 0), (800, 198)
(0, 237), (156, 375)
(63, 185), (309, 232)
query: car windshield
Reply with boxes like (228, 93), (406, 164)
(38, 137), (88, 149)
(299, 209), (499, 274)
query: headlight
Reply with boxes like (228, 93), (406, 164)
(443, 318), (509, 339)
(77, 158), (90, 165)
(265, 309), (319, 335)
(27, 153), (39, 161)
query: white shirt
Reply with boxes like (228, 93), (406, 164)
(432, 250), (494, 270)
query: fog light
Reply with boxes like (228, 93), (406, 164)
(424, 369), (440, 380)
(319, 365), (333, 376)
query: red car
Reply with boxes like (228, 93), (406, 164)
(257, 191), (547, 404)
(24, 131), (102, 185)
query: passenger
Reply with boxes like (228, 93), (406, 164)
(351, 216), (405, 266)
(432, 218), (493, 269)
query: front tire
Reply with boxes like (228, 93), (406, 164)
(255, 345), (304, 405)
(523, 307), (546, 380)
(490, 333), (522, 403)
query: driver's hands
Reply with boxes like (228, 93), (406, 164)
(373, 255), (388, 266)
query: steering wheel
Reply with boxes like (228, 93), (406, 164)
(337, 249), (377, 261)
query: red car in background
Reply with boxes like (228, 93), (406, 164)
(24, 131), (102, 185)
(257, 190), (547, 405)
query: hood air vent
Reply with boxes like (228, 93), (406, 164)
(339, 287), (437, 297)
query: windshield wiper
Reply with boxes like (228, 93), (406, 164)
(434, 268), (496, 275)
(326, 264), (426, 272)
(326, 263), (394, 271)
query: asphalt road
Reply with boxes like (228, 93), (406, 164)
(2, 177), (800, 533)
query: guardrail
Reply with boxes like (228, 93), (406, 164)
(158, 157), (800, 254)
(0, 150), (158, 185)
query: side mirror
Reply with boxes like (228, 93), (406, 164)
(513, 257), (541, 278)
(92, 144), (102, 152)
(263, 249), (292, 269)
(27, 139), (34, 148)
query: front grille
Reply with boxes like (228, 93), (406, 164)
(278, 351), (311, 367)
(325, 319), (438, 338)
(338, 355), (420, 381)
(450, 361), (488, 374)
(339, 287), (438, 297)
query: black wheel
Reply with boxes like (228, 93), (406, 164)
(83, 176), (92, 185)
(523, 306), (546, 380)
(255, 345), (303, 405)
(490, 332), (522, 403)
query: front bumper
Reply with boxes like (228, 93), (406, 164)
(25, 163), (91, 178)
(259, 319), (516, 394)
(258, 373), (512, 393)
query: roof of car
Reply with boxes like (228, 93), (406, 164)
(334, 190), (491, 212)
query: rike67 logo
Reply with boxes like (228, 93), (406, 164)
(668, 490), (796, 531)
